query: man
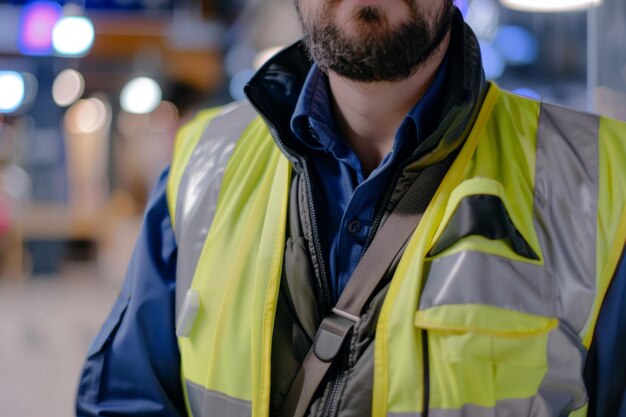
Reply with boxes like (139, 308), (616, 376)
(77, 0), (626, 416)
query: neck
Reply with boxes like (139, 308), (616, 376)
(328, 32), (451, 176)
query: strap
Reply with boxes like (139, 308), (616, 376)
(278, 152), (457, 417)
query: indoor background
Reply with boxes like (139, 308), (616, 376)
(0, 0), (624, 415)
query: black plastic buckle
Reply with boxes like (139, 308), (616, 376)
(313, 308), (359, 363)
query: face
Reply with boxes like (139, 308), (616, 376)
(295, 0), (455, 83)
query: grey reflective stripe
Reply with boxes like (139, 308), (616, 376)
(185, 379), (252, 417)
(419, 250), (553, 316)
(388, 394), (586, 417)
(186, 379), (206, 417)
(533, 103), (599, 333)
(421, 102), (600, 333)
(175, 102), (259, 320)
(539, 323), (588, 412)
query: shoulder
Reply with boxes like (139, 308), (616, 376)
(170, 101), (258, 170)
(166, 101), (261, 229)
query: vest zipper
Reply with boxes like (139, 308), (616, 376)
(320, 348), (349, 417)
(301, 158), (333, 308)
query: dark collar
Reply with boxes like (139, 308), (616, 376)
(244, 8), (487, 170)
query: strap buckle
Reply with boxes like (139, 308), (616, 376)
(313, 308), (359, 363)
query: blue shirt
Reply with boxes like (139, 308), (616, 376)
(290, 63), (448, 302)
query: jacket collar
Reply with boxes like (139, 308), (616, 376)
(244, 8), (487, 171)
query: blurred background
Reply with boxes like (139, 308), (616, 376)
(0, 0), (624, 415)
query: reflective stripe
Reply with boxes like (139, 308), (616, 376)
(421, 103), (599, 333)
(420, 250), (552, 316)
(538, 323), (588, 412)
(414, 98), (598, 416)
(533, 103), (599, 333)
(174, 102), (259, 320)
(186, 379), (205, 417)
(186, 379), (252, 417)
(389, 394), (586, 417)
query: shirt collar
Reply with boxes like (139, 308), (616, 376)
(290, 64), (336, 152)
(290, 55), (449, 155)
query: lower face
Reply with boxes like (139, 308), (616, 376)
(295, 0), (454, 82)
(298, 0), (444, 41)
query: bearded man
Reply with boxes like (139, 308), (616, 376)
(77, 1), (626, 416)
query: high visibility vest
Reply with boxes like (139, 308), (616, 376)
(167, 85), (626, 417)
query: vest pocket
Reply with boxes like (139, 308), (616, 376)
(414, 304), (557, 411)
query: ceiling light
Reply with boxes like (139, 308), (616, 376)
(500, 0), (602, 12)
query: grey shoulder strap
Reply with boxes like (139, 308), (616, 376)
(174, 102), (259, 325)
(278, 150), (458, 417)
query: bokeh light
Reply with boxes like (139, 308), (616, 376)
(148, 101), (179, 133)
(65, 98), (109, 134)
(18, 1), (62, 56)
(466, 0), (500, 40)
(479, 41), (506, 80)
(454, 0), (470, 16)
(52, 16), (95, 57)
(116, 111), (146, 137)
(495, 26), (539, 65)
(512, 88), (541, 100)
(225, 44), (258, 77)
(20, 72), (39, 109)
(120, 77), (162, 114)
(53, 69), (85, 107)
(0, 71), (26, 114)
(500, 0), (602, 12)
(229, 69), (256, 101)
(254, 46), (284, 70)
(3, 164), (32, 201)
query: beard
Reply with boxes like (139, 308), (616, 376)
(296, 0), (455, 83)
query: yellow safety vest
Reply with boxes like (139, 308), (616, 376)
(167, 85), (626, 417)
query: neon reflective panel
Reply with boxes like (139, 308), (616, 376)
(0, 72), (25, 113)
(173, 103), (257, 319)
(18, 1), (62, 56)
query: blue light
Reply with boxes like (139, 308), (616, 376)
(454, 0), (470, 16)
(495, 25), (539, 65)
(512, 88), (541, 100)
(18, 1), (63, 56)
(479, 40), (505, 80)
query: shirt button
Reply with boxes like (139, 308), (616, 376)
(347, 220), (362, 235)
